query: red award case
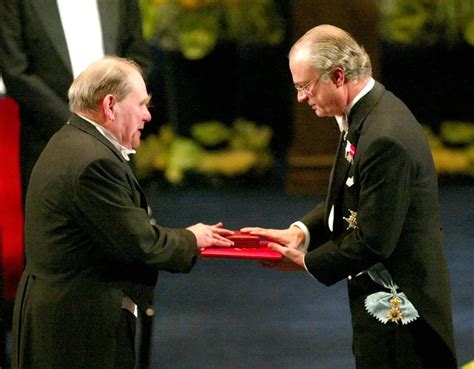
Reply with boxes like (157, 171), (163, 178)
(200, 232), (283, 261)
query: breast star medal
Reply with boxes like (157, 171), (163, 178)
(343, 209), (358, 230)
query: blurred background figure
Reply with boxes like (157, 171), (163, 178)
(0, 72), (24, 369)
(0, 0), (151, 204)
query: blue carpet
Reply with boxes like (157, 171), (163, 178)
(1, 181), (471, 368)
(145, 180), (474, 369)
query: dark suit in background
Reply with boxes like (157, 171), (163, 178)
(0, 0), (151, 199)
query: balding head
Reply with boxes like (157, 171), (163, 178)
(289, 24), (372, 82)
(68, 56), (144, 114)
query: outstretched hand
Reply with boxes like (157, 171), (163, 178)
(187, 222), (234, 248)
(241, 226), (306, 271)
(240, 226), (305, 250)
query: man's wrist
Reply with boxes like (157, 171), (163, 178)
(290, 221), (310, 252)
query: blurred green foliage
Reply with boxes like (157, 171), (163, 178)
(379, 0), (474, 45)
(425, 120), (474, 176)
(440, 121), (474, 146)
(135, 119), (274, 184)
(140, 0), (285, 60)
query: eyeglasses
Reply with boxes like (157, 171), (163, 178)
(294, 75), (322, 95)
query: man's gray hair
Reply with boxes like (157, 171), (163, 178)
(290, 24), (372, 82)
(68, 56), (143, 113)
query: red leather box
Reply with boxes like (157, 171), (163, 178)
(200, 232), (283, 261)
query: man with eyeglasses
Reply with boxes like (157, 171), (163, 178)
(243, 24), (457, 369)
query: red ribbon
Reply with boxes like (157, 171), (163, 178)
(0, 97), (24, 301)
(345, 141), (356, 161)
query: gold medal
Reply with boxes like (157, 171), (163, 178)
(364, 264), (420, 325)
(387, 295), (403, 324)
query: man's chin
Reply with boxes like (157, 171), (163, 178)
(132, 133), (142, 148)
(313, 109), (331, 118)
(314, 109), (323, 117)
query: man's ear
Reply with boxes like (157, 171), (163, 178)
(330, 67), (345, 87)
(102, 94), (116, 121)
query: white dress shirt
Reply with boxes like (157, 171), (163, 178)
(57, 0), (104, 78)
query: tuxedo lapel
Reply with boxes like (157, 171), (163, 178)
(31, 0), (120, 70)
(68, 114), (121, 160)
(98, 0), (120, 55)
(32, 0), (72, 72)
(348, 81), (385, 135)
(325, 81), (386, 230)
(68, 115), (148, 210)
(326, 131), (352, 233)
(326, 131), (346, 215)
(331, 136), (352, 200)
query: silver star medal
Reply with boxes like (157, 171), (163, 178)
(346, 176), (355, 187)
(343, 209), (358, 230)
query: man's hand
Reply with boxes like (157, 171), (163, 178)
(240, 226), (307, 271)
(240, 226), (305, 250)
(187, 222), (234, 248)
(262, 242), (306, 271)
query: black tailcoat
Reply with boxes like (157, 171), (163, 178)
(12, 115), (198, 369)
(301, 82), (456, 367)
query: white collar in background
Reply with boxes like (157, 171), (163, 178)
(0, 75), (6, 95)
(335, 77), (375, 132)
(56, 0), (104, 78)
(79, 115), (136, 161)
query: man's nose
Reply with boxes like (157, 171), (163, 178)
(297, 90), (308, 103)
(143, 107), (151, 122)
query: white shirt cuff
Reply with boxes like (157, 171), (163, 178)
(290, 221), (310, 253)
(290, 222), (317, 278)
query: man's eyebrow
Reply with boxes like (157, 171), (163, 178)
(143, 95), (152, 106)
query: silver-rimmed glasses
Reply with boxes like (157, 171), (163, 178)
(294, 75), (322, 95)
